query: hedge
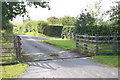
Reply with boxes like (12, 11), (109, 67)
(37, 21), (63, 37)
(44, 25), (63, 37)
(61, 25), (119, 39)
(76, 25), (119, 36)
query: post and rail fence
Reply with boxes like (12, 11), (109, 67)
(75, 34), (120, 55)
(0, 35), (22, 65)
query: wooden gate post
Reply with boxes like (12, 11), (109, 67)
(95, 34), (99, 55)
(14, 35), (19, 59)
(84, 35), (88, 54)
(14, 35), (22, 62)
(84, 43), (88, 54)
(75, 34), (79, 47)
(17, 36), (22, 62)
(112, 36), (117, 54)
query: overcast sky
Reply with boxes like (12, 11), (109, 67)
(13, 0), (115, 22)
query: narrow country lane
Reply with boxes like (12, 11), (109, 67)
(18, 35), (118, 78)
(20, 34), (62, 53)
(20, 34), (62, 60)
(19, 34), (80, 61)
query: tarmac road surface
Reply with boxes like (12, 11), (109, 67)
(18, 35), (118, 78)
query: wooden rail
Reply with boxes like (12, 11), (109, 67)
(0, 35), (22, 63)
(75, 34), (119, 55)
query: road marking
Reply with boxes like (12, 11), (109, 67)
(112, 72), (116, 75)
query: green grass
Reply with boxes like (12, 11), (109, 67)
(44, 39), (76, 50)
(15, 31), (49, 37)
(88, 55), (119, 67)
(44, 39), (119, 68)
(44, 39), (118, 54)
(1, 63), (28, 79)
(49, 52), (59, 56)
(23, 32), (49, 37)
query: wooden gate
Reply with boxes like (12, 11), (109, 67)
(0, 35), (22, 65)
(75, 34), (120, 55)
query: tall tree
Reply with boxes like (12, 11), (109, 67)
(1, 0), (50, 29)
(76, 10), (95, 27)
(87, 0), (103, 25)
(47, 16), (59, 24)
(60, 16), (77, 26)
(106, 1), (120, 25)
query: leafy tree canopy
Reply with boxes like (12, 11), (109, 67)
(1, 0), (50, 29)
(76, 10), (95, 27)
(106, 1), (120, 26)
(47, 16), (59, 24)
(60, 16), (77, 26)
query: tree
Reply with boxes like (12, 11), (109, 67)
(60, 16), (77, 26)
(1, 1), (50, 29)
(76, 10), (95, 27)
(47, 16), (59, 24)
(106, 1), (120, 25)
(37, 21), (48, 34)
(87, 0), (103, 25)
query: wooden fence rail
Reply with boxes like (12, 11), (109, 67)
(75, 34), (119, 55)
(0, 35), (22, 63)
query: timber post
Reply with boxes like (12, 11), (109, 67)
(95, 34), (99, 55)
(75, 34), (79, 47)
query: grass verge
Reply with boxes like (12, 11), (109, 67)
(44, 39), (76, 50)
(49, 52), (59, 56)
(88, 54), (119, 67)
(1, 63), (28, 79)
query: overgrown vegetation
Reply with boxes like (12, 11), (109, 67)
(49, 52), (59, 56)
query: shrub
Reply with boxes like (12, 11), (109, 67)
(37, 21), (48, 34)
(14, 20), (38, 34)
(61, 26), (77, 39)
(22, 20), (37, 32)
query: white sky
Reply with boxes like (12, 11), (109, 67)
(13, 0), (115, 22)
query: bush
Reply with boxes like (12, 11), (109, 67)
(37, 21), (48, 34)
(23, 20), (37, 32)
(61, 26), (77, 39)
(14, 20), (38, 34)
